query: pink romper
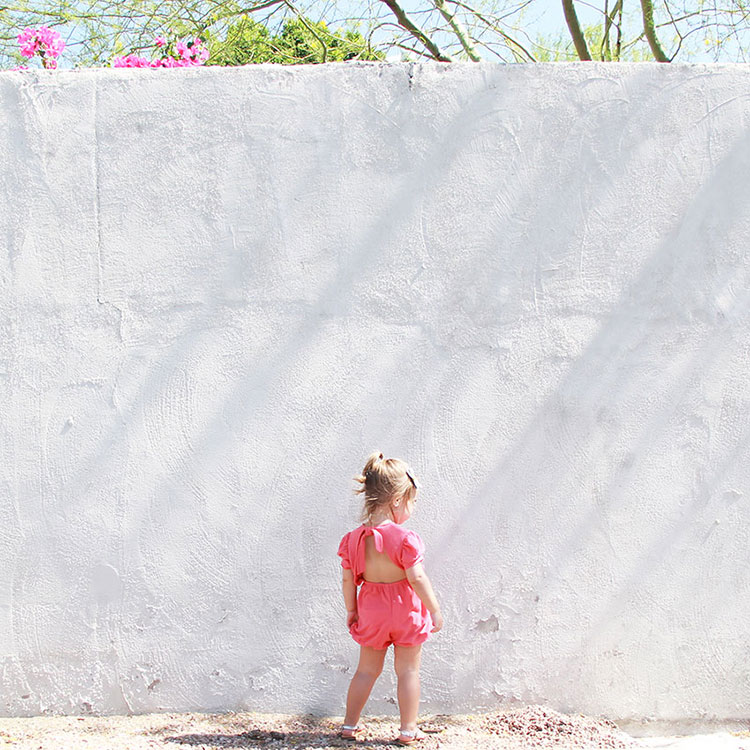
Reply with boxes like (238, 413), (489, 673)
(338, 520), (433, 650)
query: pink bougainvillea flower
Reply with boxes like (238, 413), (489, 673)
(175, 37), (209, 65)
(154, 36), (167, 48)
(17, 27), (39, 58)
(110, 35), (208, 69)
(37, 26), (65, 58)
(151, 56), (183, 67)
(17, 25), (65, 68)
(194, 43), (210, 64)
(112, 53), (152, 68)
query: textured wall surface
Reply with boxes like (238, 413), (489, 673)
(1, 62), (749, 722)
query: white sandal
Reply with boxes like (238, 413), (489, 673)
(396, 728), (426, 745)
(340, 724), (362, 741)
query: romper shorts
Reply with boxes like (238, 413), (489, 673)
(350, 578), (433, 650)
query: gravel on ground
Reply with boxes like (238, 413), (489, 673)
(1, 706), (748, 750)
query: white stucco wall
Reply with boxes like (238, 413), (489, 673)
(1, 62), (749, 722)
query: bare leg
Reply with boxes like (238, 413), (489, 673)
(393, 644), (422, 734)
(344, 646), (387, 728)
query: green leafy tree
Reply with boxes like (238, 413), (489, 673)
(205, 15), (383, 66)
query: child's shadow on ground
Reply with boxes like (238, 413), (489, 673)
(162, 728), (397, 748)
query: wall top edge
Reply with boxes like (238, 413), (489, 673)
(1, 60), (749, 80)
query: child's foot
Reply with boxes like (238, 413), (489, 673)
(396, 728), (426, 745)
(339, 724), (362, 741)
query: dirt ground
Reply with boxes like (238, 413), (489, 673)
(0, 707), (748, 750)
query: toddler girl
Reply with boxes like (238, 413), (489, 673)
(338, 452), (443, 745)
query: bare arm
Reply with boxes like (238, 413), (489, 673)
(341, 568), (358, 628)
(406, 562), (443, 632)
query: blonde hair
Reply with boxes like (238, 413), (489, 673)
(354, 451), (418, 523)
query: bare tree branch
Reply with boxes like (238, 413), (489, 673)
(450, 0), (536, 61)
(391, 40), (438, 59)
(640, 0), (670, 60)
(378, 0), (453, 61)
(562, 0), (592, 60)
(600, 0), (610, 59)
(236, 0), (287, 12)
(601, 0), (623, 59)
(615, 0), (623, 59)
(433, 0), (480, 60)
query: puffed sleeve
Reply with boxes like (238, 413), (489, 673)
(398, 529), (425, 569)
(338, 532), (352, 569)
